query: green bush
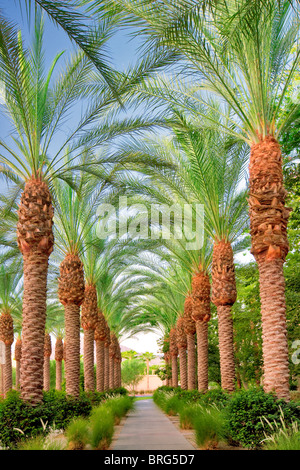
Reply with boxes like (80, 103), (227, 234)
(225, 388), (300, 449)
(0, 390), (53, 448)
(194, 406), (228, 449)
(179, 404), (203, 429)
(88, 405), (115, 450)
(0, 388), (127, 448)
(65, 417), (90, 450)
(105, 396), (134, 424)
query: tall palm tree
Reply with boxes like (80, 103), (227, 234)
(0, 12), (110, 404)
(105, 0), (300, 399)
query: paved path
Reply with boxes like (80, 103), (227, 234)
(112, 399), (196, 450)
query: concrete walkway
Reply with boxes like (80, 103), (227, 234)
(111, 399), (196, 450)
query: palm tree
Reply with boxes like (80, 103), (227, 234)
(0, 12), (110, 404)
(141, 351), (156, 390)
(107, 0), (300, 399)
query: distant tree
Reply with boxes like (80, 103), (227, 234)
(121, 350), (139, 361)
(121, 358), (145, 392)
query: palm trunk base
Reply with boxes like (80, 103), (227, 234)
(217, 305), (235, 393)
(258, 258), (290, 401)
(187, 333), (196, 390)
(196, 320), (208, 392)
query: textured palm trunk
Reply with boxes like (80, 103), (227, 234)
(14, 338), (22, 390)
(171, 355), (178, 388)
(186, 333), (196, 390)
(104, 343), (110, 390)
(169, 328), (178, 388)
(81, 284), (98, 392)
(21, 254), (49, 403)
(183, 295), (196, 390)
(249, 136), (291, 401)
(4, 344), (12, 396)
(211, 240), (237, 393)
(95, 310), (107, 392)
(114, 357), (119, 388)
(191, 270), (211, 392)
(58, 254), (85, 398)
(0, 312), (14, 397)
(55, 337), (63, 391)
(109, 353), (114, 389)
(166, 352), (172, 386)
(104, 323), (111, 391)
(195, 321), (209, 392)
(96, 340), (105, 392)
(43, 333), (52, 391)
(83, 329), (95, 392)
(257, 258), (290, 399)
(176, 317), (188, 389)
(64, 303), (81, 397)
(17, 178), (54, 405)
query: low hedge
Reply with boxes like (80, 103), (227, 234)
(0, 387), (128, 448)
(154, 386), (300, 449)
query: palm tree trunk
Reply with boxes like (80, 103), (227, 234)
(191, 271), (211, 393)
(96, 339), (105, 392)
(186, 333), (196, 390)
(178, 348), (187, 390)
(211, 240), (237, 393)
(196, 320), (209, 392)
(15, 361), (20, 390)
(43, 333), (52, 392)
(58, 254), (85, 398)
(217, 305), (235, 392)
(43, 356), (50, 391)
(114, 357), (119, 388)
(55, 337), (64, 391)
(104, 343), (110, 390)
(4, 343), (12, 396)
(56, 360), (62, 390)
(109, 353), (114, 389)
(20, 253), (49, 404)
(83, 329), (95, 392)
(257, 258), (290, 400)
(249, 136), (291, 401)
(82, 284), (98, 393)
(171, 355), (178, 387)
(17, 178), (54, 405)
(64, 303), (81, 397)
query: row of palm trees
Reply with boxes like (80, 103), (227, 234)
(0, 0), (298, 404)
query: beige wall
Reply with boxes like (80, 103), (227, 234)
(124, 374), (166, 392)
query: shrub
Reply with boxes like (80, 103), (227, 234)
(65, 417), (90, 450)
(179, 404), (203, 430)
(194, 406), (228, 450)
(164, 395), (183, 416)
(105, 396), (134, 425)
(89, 406), (115, 450)
(262, 429), (300, 450)
(0, 390), (52, 448)
(225, 388), (300, 449)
